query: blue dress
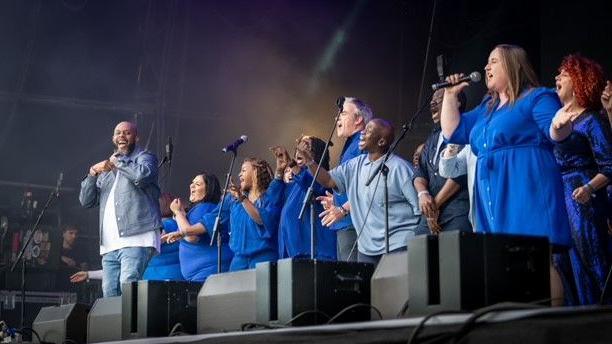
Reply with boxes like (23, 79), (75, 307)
(276, 168), (337, 260)
(142, 218), (184, 281)
(179, 202), (233, 282)
(208, 185), (281, 271)
(447, 87), (571, 246)
(553, 111), (612, 305)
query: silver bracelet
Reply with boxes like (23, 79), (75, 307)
(417, 190), (430, 198)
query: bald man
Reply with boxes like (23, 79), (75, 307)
(297, 118), (422, 265)
(79, 121), (161, 297)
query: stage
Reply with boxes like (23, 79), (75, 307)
(99, 305), (612, 344)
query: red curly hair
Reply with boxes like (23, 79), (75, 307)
(559, 54), (605, 110)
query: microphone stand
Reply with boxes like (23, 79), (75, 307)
(157, 156), (168, 168)
(298, 107), (342, 260)
(363, 91), (434, 254)
(10, 183), (60, 329)
(210, 150), (238, 273)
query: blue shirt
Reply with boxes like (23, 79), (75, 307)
(331, 131), (365, 231)
(446, 87), (571, 246)
(206, 185), (281, 257)
(413, 127), (470, 225)
(329, 153), (421, 255)
(142, 218), (184, 281)
(275, 168), (337, 260)
(79, 146), (162, 240)
(180, 202), (232, 282)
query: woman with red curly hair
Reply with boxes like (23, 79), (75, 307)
(550, 54), (612, 305)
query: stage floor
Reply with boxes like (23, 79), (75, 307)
(103, 305), (612, 344)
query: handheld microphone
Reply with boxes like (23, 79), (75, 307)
(336, 96), (345, 110)
(55, 172), (63, 197)
(222, 135), (248, 153)
(431, 71), (481, 91)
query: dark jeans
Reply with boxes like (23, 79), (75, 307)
(337, 227), (358, 262)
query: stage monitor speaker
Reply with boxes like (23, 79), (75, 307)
(277, 258), (375, 326)
(32, 303), (89, 344)
(121, 280), (201, 339)
(87, 296), (121, 343)
(256, 261), (277, 324)
(370, 251), (409, 319)
(197, 269), (257, 333)
(408, 231), (550, 315)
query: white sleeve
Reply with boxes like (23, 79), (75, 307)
(438, 145), (469, 178)
(88, 269), (103, 280)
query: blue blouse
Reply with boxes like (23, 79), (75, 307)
(206, 186), (281, 257)
(142, 218), (184, 281)
(276, 168), (337, 260)
(179, 202), (232, 282)
(447, 87), (571, 246)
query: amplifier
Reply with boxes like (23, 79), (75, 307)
(32, 303), (89, 344)
(197, 269), (257, 333)
(255, 261), (277, 324)
(408, 231), (550, 315)
(121, 280), (201, 339)
(87, 296), (121, 343)
(370, 251), (409, 319)
(277, 258), (375, 326)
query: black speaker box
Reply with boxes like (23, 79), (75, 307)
(256, 261), (277, 324)
(87, 296), (121, 343)
(32, 303), (89, 344)
(277, 258), (375, 326)
(121, 280), (201, 339)
(408, 231), (550, 315)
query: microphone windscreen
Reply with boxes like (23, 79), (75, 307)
(336, 96), (345, 110)
(469, 71), (482, 83)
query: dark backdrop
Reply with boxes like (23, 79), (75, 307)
(0, 0), (610, 265)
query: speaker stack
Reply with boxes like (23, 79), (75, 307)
(407, 231), (550, 315)
(276, 258), (375, 326)
(370, 251), (409, 319)
(29, 231), (551, 342)
(197, 269), (258, 333)
(86, 296), (121, 343)
(121, 280), (201, 339)
(32, 303), (89, 344)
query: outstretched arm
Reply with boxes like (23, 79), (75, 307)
(296, 141), (336, 189)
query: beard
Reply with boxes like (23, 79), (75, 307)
(114, 142), (136, 155)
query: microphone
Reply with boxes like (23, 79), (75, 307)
(222, 135), (248, 153)
(165, 136), (173, 163)
(431, 71), (481, 91)
(336, 96), (345, 110)
(55, 172), (63, 197)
